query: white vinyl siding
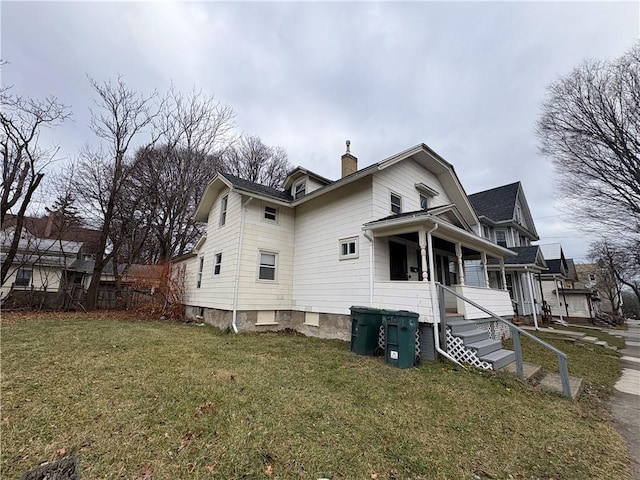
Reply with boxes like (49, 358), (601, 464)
(292, 177), (372, 314)
(372, 159), (452, 220)
(236, 200), (294, 311)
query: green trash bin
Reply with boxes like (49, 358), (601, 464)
(382, 309), (419, 368)
(350, 306), (383, 355)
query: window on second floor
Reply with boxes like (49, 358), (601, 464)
(419, 194), (429, 211)
(219, 195), (228, 226)
(264, 205), (277, 221)
(495, 230), (507, 248)
(390, 193), (402, 215)
(294, 181), (306, 199)
(213, 253), (222, 275)
(483, 225), (492, 241)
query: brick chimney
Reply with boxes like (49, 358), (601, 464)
(341, 140), (358, 178)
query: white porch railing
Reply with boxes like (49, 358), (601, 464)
(454, 285), (514, 319)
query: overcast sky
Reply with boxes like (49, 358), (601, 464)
(2, 1), (639, 262)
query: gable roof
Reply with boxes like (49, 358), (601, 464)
(469, 181), (539, 239)
(2, 214), (102, 254)
(221, 173), (292, 201)
(194, 143), (479, 226)
(469, 182), (520, 222)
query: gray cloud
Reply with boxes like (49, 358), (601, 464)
(2, 1), (638, 261)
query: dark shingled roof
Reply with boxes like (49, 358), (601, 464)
(488, 245), (544, 266)
(468, 182), (520, 222)
(220, 172), (292, 201)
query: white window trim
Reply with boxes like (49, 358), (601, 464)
(419, 193), (429, 211)
(197, 256), (204, 288)
(263, 204), (279, 223)
(339, 236), (359, 260)
(293, 179), (306, 199)
(219, 194), (228, 227)
(257, 250), (278, 282)
(15, 268), (32, 287)
(414, 182), (440, 197)
(213, 252), (222, 276)
(390, 192), (402, 214)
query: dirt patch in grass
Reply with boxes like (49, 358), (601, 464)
(1, 317), (632, 479)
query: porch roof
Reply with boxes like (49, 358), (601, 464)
(363, 211), (516, 259)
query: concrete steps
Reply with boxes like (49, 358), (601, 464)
(500, 361), (584, 400)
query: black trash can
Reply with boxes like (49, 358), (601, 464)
(382, 309), (420, 368)
(350, 306), (384, 356)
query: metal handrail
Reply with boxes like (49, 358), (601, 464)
(438, 284), (571, 398)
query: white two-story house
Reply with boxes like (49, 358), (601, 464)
(176, 143), (517, 344)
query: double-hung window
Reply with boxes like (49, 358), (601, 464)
(15, 268), (32, 287)
(197, 257), (204, 288)
(495, 231), (507, 248)
(390, 193), (402, 214)
(219, 195), (228, 226)
(213, 253), (222, 275)
(258, 251), (277, 281)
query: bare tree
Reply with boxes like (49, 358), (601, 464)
(224, 134), (291, 189)
(537, 42), (640, 238)
(129, 87), (233, 262)
(1, 86), (70, 286)
(78, 76), (160, 310)
(589, 238), (640, 305)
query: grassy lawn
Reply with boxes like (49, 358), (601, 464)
(1, 315), (631, 479)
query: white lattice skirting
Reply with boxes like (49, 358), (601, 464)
(446, 329), (493, 370)
(476, 320), (512, 341)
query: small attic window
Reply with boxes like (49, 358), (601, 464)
(294, 180), (306, 199)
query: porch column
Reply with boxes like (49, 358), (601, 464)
(500, 258), (507, 291)
(525, 267), (539, 330)
(554, 276), (564, 322)
(455, 242), (465, 286)
(481, 252), (489, 287)
(418, 226), (429, 282)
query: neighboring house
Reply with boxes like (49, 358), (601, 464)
(575, 263), (624, 316)
(1, 212), (102, 304)
(468, 182), (547, 324)
(176, 143), (517, 342)
(538, 244), (594, 322)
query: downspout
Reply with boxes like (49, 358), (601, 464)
(232, 196), (254, 333)
(363, 229), (375, 306)
(426, 223), (461, 365)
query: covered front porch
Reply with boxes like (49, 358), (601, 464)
(363, 210), (516, 323)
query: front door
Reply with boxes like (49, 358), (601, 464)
(389, 241), (408, 281)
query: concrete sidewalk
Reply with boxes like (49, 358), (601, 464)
(607, 319), (640, 479)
